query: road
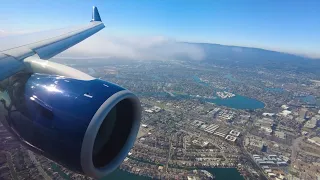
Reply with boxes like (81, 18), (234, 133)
(291, 136), (303, 163)
(292, 137), (320, 161)
(241, 133), (268, 180)
(163, 87), (175, 97)
(4, 151), (18, 180)
(165, 134), (174, 173)
(27, 150), (52, 180)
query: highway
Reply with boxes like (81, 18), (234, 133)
(165, 134), (174, 173)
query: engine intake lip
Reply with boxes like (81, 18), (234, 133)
(80, 89), (141, 179)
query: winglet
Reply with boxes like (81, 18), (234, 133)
(91, 6), (102, 22)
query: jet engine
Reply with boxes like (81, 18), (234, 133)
(0, 72), (141, 179)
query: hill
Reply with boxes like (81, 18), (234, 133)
(187, 42), (320, 75)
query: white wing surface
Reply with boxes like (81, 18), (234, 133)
(0, 6), (104, 81)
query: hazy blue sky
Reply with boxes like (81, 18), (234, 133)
(0, 0), (319, 58)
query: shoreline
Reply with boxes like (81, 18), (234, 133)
(117, 166), (244, 180)
(121, 156), (244, 179)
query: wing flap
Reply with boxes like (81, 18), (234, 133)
(3, 47), (35, 60)
(0, 53), (25, 80)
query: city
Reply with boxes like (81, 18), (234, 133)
(0, 1), (320, 180)
(1, 58), (319, 180)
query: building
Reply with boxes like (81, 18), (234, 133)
(225, 135), (237, 142)
(261, 126), (272, 133)
(304, 117), (318, 129)
(295, 117), (305, 123)
(253, 154), (260, 158)
(262, 113), (275, 117)
(248, 138), (264, 149)
(268, 172), (276, 178)
(275, 131), (286, 139)
(187, 176), (196, 180)
(261, 144), (268, 152)
(279, 110), (292, 117)
(254, 154), (288, 167)
(276, 161), (288, 166)
(264, 169), (272, 173)
(191, 120), (205, 127)
(200, 124), (207, 129)
(299, 108), (308, 119)
(308, 137), (320, 146)
(281, 105), (289, 110)
(256, 118), (274, 128)
(214, 131), (226, 138)
(151, 106), (161, 112)
(211, 108), (221, 117)
(144, 106), (162, 113)
(216, 127), (231, 135)
(229, 130), (240, 137)
(203, 124), (219, 133)
(240, 114), (251, 119)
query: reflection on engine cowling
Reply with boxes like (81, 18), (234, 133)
(0, 73), (141, 178)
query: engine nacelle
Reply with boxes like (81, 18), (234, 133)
(0, 73), (141, 179)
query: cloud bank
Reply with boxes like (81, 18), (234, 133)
(0, 28), (205, 61)
(1, 29), (319, 60)
(59, 34), (206, 61)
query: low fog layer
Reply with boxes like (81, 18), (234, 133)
(59, 34), (206, 61)
(0, 29), (205, 61)
(1, 29), (319, 60)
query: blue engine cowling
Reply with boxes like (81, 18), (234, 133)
(0, 73), (141, 178)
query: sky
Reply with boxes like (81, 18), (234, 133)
(0, 0), (319, 58)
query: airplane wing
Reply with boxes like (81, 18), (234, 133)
(0, 6), (104, 81)
(0, 6), (141, 179)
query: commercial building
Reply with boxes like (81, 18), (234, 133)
(225, 135), (237, 142)
(278, 110), (292, 117)
(256, 118), (274, 126)
(144, 106), (162, 113)
(262, 113), (275, 117)
(229, 130), (240, 137)
(203, 124), (219, 134)
(214, 131), (226, 138)
(191, 120), (205, 127)
(253, 154), (287, 167)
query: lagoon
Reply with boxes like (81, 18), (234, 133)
(205, 95), (265, 110)
(103, 168), (244, 180)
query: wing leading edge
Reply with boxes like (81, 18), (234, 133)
(0, 6), (104, 81)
